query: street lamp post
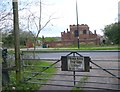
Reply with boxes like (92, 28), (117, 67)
(78, 36), (80, 49)
(76, 0), (80, 49)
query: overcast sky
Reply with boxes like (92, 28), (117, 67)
(11, 0), (120, 37)
(118, 1), (120, 21)
(36, 0), (119, 37)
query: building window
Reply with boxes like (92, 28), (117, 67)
(83, 30), (87, 34)
(74, 30), (79, 37)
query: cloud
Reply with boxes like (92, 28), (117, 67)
(6, 0), (119, 37)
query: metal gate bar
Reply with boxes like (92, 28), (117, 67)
(92, 59), (119, 62)
(23, 58), (119, 62)
(66, 51), (83, 57)
(91, 68), (120, 70)
(90, 60), (120, 79)
(22, 59), (59, 61)
(23, 65), (61, 68)
(24, 72), (119, 79)
(25, 59), (61, 81)
(26, 82), (120, 91)
(23, 65), (120, 70)
(25, 77), (120, 85)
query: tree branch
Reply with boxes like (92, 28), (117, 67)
(36, 16), (57, 38)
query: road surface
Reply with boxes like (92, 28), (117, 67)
(32, 51), (119, 60)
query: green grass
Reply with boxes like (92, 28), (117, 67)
(72, 76), (88, 92)
(52, 44), (119, 50)
(38, 44), (119, 51)
(54, 46), (119, 50)
(29, 46), (119, 53)
(2, 60), (57, 92)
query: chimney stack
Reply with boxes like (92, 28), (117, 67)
(94, 30), (96, 34)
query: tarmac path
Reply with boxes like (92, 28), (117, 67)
(38, 56), (119, 91)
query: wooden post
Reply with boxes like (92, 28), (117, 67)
(12, 0), (21, 83)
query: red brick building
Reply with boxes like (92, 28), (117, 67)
(46, 24), (100, 47)
(61, 24), (100, 44)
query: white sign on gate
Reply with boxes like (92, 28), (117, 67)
(67, 56), (84, 71)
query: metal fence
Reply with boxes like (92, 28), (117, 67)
(21, 51), (120, 91)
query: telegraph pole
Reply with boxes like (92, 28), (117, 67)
(76, 0), (80, 49)
(12, 0), (21, 83)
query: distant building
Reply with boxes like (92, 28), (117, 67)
(61, 24), (100, 45)
(118, 1), (120, 22)
(45, 24), (100, 47)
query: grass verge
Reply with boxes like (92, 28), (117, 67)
(2, 60), (57, 92)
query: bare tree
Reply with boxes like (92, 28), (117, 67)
(27, 0), (57, 51)
(0, 1), (12, 32)
(0, 0), (57, 51)
(0, 0), (32, 33)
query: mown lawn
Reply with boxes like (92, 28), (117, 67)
(53, 46), (119, 50)
(45, 44), (118, 50)
(29, 45), (119, 53)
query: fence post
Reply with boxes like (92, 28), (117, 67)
(12, 0), (21, 83)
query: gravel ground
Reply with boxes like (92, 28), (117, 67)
(83, 61), (119, 91)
